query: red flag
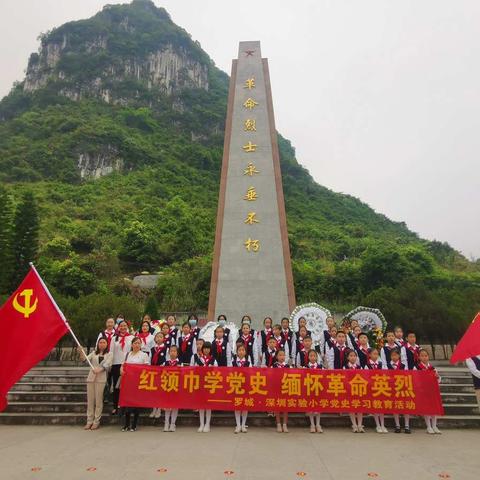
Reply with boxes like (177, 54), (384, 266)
(0, 266), (69, 410)
(450, 312), (480, 364)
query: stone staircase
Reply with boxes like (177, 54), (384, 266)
(1, 363), (479, 428)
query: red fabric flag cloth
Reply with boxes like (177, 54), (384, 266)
(450, 312), (480, 364)
(0, 266), (69, 411)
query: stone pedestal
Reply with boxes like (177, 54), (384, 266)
(208, 41), (295, 328)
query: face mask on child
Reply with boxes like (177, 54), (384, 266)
(189, 319), (197, 327)
(218, 320), (226, 327)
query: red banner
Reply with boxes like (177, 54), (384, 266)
(119, 365), (444, 415)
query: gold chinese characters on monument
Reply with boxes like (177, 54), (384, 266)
(241, 73), (261, 253)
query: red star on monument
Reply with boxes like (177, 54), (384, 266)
(244, 50), (255, 57)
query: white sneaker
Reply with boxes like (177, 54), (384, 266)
(382, 426), (388, 433)
(197, 425), (204, 433)
(203, 425), (210, 433)
(149, 410), (156, 418)
(352, 425), (358, 433)
(154, 409), (161, 419)
(427, 427), (435, 434)
(163, 423), (169, 432)
(310, 425), (316, 433)
(282, 424), (289, 433)
(376, 426), (383, 433)
(316, 425), (323, 433)
(234, 426), (241, 434)
(433, 426), (441, 434)
(358, 425), (365, 433)
(169, 424), (176, 432)
(277, 423), (282, 433)
(241, 426), (247, 433)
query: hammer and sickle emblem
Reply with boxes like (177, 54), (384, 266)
(13, 289), (38, 318)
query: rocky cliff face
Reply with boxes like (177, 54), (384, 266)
(24, 39), (209, 102)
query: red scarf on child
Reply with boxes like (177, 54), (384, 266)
(152, 344), (166, 365)
(137, 332), (150, 345)
(181, 333), (192, 353)
(117, 332), (131, 349)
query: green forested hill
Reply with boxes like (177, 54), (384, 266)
(0, 0), (478, 344)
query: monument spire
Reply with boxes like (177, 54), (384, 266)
(208, 41), (295, 327)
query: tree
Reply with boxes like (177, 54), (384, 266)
(0, 186), (14, 294)
(11, 191), (39, 288)
(144, 295), (159, 320)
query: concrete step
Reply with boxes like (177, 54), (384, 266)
(18, 375), (88, 383)
(440, 384), (475, 393)
(7, 391), (87, 402)
(6, 402), (86, 413)
(10, 382), (87, 392)
(443, 404), (480, 415)
(440, 393), (476, 403)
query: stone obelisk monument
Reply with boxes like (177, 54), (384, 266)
(208, 41), (296, 328)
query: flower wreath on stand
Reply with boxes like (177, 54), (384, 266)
(342, 306), (387, 350)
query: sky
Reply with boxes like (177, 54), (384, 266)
(0, 0), (479, 259)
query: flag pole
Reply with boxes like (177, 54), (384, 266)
(29, 263), (95, 370)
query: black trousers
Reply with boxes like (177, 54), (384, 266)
(124, 408), (140, 429)
(111, 364), (121, 409)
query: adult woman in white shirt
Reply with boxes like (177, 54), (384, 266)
(120, 337), (150, 431)
(81, 337), (113, 430)
(111, 320), (133, 415)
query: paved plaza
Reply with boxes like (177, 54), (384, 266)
(0, 425), (478, 480)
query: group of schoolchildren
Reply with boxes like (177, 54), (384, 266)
(83, 313), (441, 435)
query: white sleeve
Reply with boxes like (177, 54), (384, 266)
(260, 352), (266, 367)
(326, 346), (334, 369)
(401, 347), (408, 366)
(252, 335), (260, 366)
(295, 352), (300, 367)
(190, 356), (195, 366)
(143, 353), (150, 364)
(466, 358), (480, 379)
(226, 343), (232, 367)
(290, 334), (297, 360)
(284, 342), (290, 360)
(346, 333), (355, 350)
(380, 348), (387, 367)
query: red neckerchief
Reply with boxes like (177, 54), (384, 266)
(236, 357), (247, 367)
(274, 336), (283, 350)
(104, 330), (114, 348)
(302, 350), (308, 365)
(200, 354), (213, 366)
(406, 343), (420, 364)
(267, 348), (276, 367)
(417, 362), (433, 371)
(368, 360), (379, 369)
(152, 343), (166, 364)
(167, 359), (179, 366)
(117, 332), (130, 349)
(241, 334), (252, 347)
(308, 362), (319, 369)
(391, 360), (402, 370)
(215, 338), (224, 355)
(282, 329), (290, 342)
(396, 338), (406, 347)
(137, 332), (150, 345)
(346, 362), (358, 369)
(359, 345), (370, 361)
(263, 328), (273, 345)
(337, 344), (347, 366)
(386, 343), (396, 350)
(276, 362), (288, 368)
(181, 333), (191, 353)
